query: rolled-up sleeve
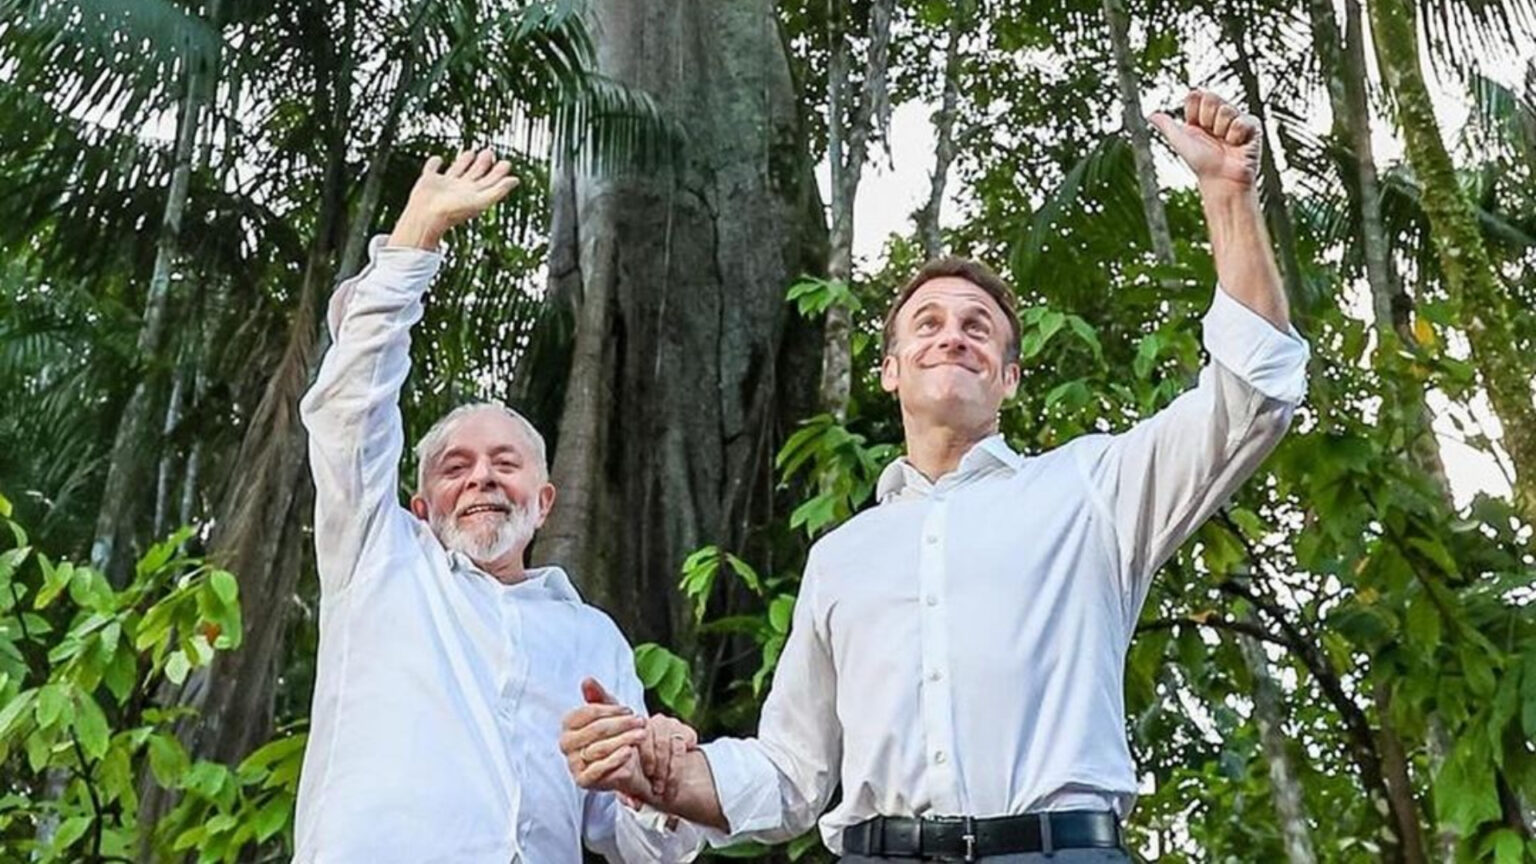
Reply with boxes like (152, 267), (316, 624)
(1075, 284), (1310, 617)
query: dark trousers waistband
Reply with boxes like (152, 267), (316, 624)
(842, 810), (1124, 861)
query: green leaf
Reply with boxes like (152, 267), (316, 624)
(164, 651), (191, 685)
(768, 594), (795, 634)
(35, 683), (70, 729)
(148, 733), (189, 787)
(51, 814), (90, 854)
(209, 570), (238, 605)
(253, 794), (292, 841)
(1403, 593), (1441, 651)
(73, 692), (110, 760)
(1133, 332), (1160, 379)
(0, 689), (36, 739)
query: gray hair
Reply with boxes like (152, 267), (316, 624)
(413, 402), (549, 491)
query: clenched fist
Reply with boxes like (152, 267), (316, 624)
(1149, 89), (1261, 198)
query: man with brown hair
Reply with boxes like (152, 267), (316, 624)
(561, 88), (1308, 861)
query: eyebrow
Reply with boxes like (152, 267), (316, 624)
(908, 298), (1000, 320)
(437, 443), (525, 463)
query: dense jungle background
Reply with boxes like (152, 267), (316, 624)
(1, 0), (1535, 860)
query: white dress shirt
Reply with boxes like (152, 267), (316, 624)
(699, 287), (1309, 853)
(294, 238), (700, 863)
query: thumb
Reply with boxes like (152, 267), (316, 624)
(581, 677), (619, 706)
(1147, 112), (1182, 145)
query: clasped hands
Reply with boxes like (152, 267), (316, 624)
(559, 677), (697, 808)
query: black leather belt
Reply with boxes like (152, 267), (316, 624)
(842, 811), (1123, 860)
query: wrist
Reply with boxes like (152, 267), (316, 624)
(1197, 180), (1260, 213)
(387, 209), (450, 250)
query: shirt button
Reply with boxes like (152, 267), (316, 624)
(927, 669), (942, 682)
(925, 534), (938, 545)
(926, 594), (939, 607)
(934, 750), (947, 763)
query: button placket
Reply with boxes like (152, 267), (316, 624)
(916, 497), (960, 811)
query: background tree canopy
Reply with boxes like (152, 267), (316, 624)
(0, 0), (1534, 860)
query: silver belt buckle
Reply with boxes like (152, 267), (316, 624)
(963, 815), (976, 862)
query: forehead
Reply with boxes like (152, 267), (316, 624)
(437, 410), (531, 457)
(900, 277), (1007, 320)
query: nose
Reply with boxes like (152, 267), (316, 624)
(466, 458), (497, 489)
(934, 319), (969, 354)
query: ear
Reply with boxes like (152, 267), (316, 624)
(534, 483), (556, 527)
(409, 494), (429, 521)
(879, 353), (900, 395)
(1002, 361), (1021, 399)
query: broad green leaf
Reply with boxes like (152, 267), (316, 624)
(73, 692), (110, 760)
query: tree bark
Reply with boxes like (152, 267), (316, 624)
(1101, 0), (1174, 264)
(1374, 679), (1430, 864)
(1239, 632), (1317, 864)
(819, 0), (894, 422)
(916, 2), (964, 260)
(533, 0), (827, 647)
(1369, 0), (1536, 526)
(90, 0), (221, 584)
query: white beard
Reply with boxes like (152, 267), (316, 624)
(431, 493), (539, 565)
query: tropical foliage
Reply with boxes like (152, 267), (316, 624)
(1, 0), (1534, 860)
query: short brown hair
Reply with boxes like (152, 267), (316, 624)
(881, 257), (1021, 363)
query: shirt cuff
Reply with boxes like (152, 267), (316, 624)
(1202, 285), (1310, 404)
(325, 235), (445, 339)
(697, 739), (786, 845)
(614, 802), (703, 861)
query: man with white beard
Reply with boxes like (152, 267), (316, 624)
(294, 148), (702, 863)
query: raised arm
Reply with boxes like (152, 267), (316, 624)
(299, 150), (516, 591)
(1081, 90), (1308, 614)
(1150, 88), (1288, 331)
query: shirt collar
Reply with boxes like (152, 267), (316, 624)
(447, 551), (584, 602)
(875, 434), (1022, 504)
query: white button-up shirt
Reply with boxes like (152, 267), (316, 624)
(699, 287), (1309, 853)
(295, 238), (700, 863)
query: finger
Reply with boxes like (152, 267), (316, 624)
(582, 677), (621, 706)
(478, 159), (513, 188)
(1227, 114), (1259, 146)
(421, 155), (443, 176)
(445, 149), (475, 178)
(562, 703), (633, 732)
(577, 744), (637, 788)
(584, 728), (648, 764)
(568, 714), (646, 750)
(1197, 90), (1220, 130)
(652, 728), (674, 797)
(1212, 103), (1238, 139)
(1183, 89), (1202, 128)
(1148, 112), (1190, 151)
(638, 722), (659, 784)
(666, 734), (687, 800)
(465, 148), (495, 182)
(477, 176), (518, 208)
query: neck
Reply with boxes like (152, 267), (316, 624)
(477, 547), (529, 584)
(901, 411), (997, 481)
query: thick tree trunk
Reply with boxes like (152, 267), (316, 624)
(533, 0), (827, 646)
(1100, 0), (1174, 264)
(917, 2), (964, 260)
(1369, 0), (1536, 526)
(91, 1), (220, 583)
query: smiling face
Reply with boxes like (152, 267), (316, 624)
(409, 407), (554, 568)
(880, 276), (1021, 431)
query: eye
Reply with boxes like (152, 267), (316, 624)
(442, 462), (467, 478)
(495, 458), (519, 471)
(915, 316), (939, 333)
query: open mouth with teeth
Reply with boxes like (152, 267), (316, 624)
(458, 503), (510, 519)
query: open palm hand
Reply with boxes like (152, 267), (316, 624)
(389, 148), (519, 249)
